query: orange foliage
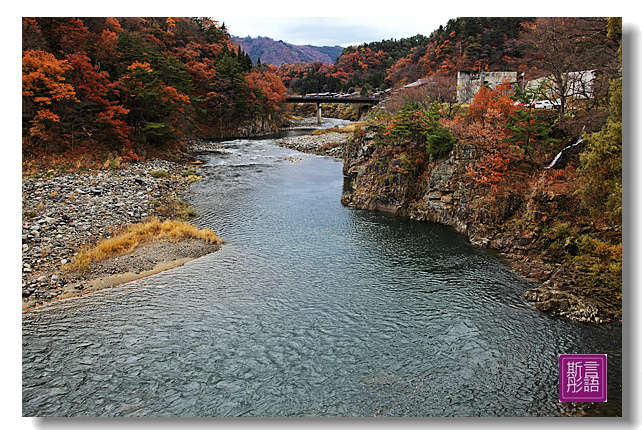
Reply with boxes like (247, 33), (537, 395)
(468, 80), (515, 123)
(94, 29), (119, 61)
(58, 18), (91, 54)
(22, 50), (77, 104)
(335, 47), (387, 76)
(104, 17), (122, 32)
(444, 83), (524, 189)
(35, 109), (61, 123)
(23, 49), (78, 151)
(127, 61), (153, 73)
(65, 52), (134, 156)
(245, 67), (287, 112)
(23, 17), (291, 163)
(162, 86), (190, 106)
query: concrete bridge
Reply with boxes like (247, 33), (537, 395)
(284, 94), (380, 124)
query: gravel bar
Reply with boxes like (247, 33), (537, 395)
(21, 159), (216, 310)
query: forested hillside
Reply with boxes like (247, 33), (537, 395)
(276, 34), (433, 95)
(385, 17), (533, 85)
(234, 36), (343, 66)
(22, 17), (288, 166)
(274, 19), (536, 95)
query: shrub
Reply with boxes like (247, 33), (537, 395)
(542, 221), (579, 256)
(383, 101), (455, 160)
(150, 170), (169, 179)
(182, 167), (198, 177)
(573, 236), (622, 292)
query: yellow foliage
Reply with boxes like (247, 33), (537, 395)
(68, 218), (222, 271)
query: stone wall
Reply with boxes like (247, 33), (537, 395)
(456, 71), (518, 103)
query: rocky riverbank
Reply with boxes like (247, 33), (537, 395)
(275, 131), (349, 157)
(21, 159), (218, 310)
(340, 125), (621, 324)
(20, 118), (342, 311)
(275, 116), (357, 157)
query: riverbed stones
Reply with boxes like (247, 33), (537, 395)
(275, 132), (348, 157)
(21, 159), (207, 309)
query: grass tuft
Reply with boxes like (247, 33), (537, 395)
(150, 170), (169, 179)
(66, 218), (223, 272)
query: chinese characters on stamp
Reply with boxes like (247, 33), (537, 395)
(559, 354), (607, 402)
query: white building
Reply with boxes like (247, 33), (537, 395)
(526, 70), (597, 100)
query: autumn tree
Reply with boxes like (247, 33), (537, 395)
(22, 17), (292, 161)
(444, 81), (523, 188)
(245, 66), (287, 114)
(577, 18), (622, 223)
(519, 18), (620, 132)
(382, 74), (457, 117)
(22, 18), (47, 51)
(384, 18), (532, 89)
(467, 80), (516, 124)
(63, 53), (133, 154)
(22, 49), (77, 153)
(119, 61), (190, 148)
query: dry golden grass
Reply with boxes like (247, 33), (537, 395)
(319, 141), (344, 151)
(310, 121), (368, 136)
(336, 121), (368, 133)
(68, 217), (223, 271)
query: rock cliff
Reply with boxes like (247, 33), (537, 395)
(341, 126), (490, 244)
(340, 126), (620, 324)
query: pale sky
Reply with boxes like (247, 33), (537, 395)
(208, 0), (630, 48)
(15, 1), (634, 48)
(219, 16), (453, 48)
(214, 1), (454, 47)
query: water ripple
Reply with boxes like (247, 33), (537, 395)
(23, 135), (621, 417)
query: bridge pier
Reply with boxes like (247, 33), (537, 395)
(283, 96), (380, 125)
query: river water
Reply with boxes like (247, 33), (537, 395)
(22, 121), (622, 417)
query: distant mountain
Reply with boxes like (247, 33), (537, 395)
(233, 36), (344, 66)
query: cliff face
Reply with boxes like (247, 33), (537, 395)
(209, 113), (291, 139)
(236, 114), (290, 137)
(340, 126), (620, 324)
(341, 126), (490, 244)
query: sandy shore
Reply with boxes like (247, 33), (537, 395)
(26, 239), (221, 310)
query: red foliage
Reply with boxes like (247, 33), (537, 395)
(22, 49), (78, 151)
(443, 82), (526, 189)
(468, 80), (516, 123)
(245, 67), (287, 113)
(66, 52), (135, 158)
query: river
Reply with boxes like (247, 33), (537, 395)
(22, 120), (622, 417)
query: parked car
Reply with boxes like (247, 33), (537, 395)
(531, 100), (559, 109)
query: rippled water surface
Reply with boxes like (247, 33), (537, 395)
(23, 127), (622, 417)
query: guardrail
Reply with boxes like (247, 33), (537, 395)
(284, 96), (380, 104)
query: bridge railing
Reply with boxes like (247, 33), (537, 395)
(284, 95), (380, 104)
